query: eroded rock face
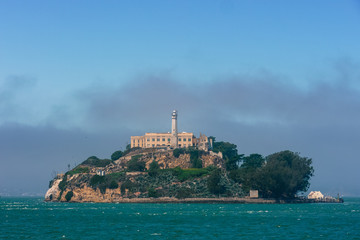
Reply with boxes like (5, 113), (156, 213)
(45, 178), (62, 201)
(66, 186), (123, 203)
(201, 154), (224, 169)
(45, 149), (228, 202)
(118, 150), (225, 170)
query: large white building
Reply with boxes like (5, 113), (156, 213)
(130, 110), (213, 151)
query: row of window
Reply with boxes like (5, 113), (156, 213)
(146, 138), (192, 142)
(147, 144), (194, 147)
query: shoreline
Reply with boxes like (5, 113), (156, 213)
(47, 197), (344, 204)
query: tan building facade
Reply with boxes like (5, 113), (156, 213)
(130, 110), (213, 150)
(131, 132), (195, 148)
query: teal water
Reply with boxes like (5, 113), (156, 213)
(1, 197), (359, 239)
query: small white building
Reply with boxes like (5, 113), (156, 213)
(96, 170), (106, 176)
(308, 191), (324, 200)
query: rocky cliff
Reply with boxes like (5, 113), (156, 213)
(45, 149), (245, 203)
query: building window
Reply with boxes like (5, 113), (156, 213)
(152, 144), (155, 147)
(152, 138), (155, 141)
(183, 138), (186, 141)
(147, 138), (150, 142)
(188, 138), (191, 141)
(168, 138), (170, 142)
(179, 144), (181, 147)
(178, 138), (181, 141)
(162, 138), (165, 141)
(157, 138), (160, 141)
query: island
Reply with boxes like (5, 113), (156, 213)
(45, 110), (334, 203)
(45, 141), (318, 203)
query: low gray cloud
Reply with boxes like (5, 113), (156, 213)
(0, 123), (131, 196)
(73, 68), (360, 196)
(0, 75), (37, 123)
(1, 64), (360, 196)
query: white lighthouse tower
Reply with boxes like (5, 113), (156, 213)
(171, 110), (178, 148)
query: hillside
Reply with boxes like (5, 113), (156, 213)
(45, 142), (315, 203)
(45, 148), (245, 202)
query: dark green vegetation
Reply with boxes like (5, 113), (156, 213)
(207, 169), (225, 195)
(127, 155), (146, 172)
(81, 156), (112, 167)
(229, 151), (314, 198)
(168, 167), (211, 182)
(89, 172), (126, 194)
(66, 167), (89, 176)
(212, 139), (242, 171)
(115, 166), (243, 198)
(65, 191), (73, 202)
(173, 148), (204, 168)
(111, 150), (123, 161)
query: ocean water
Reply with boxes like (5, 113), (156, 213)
(1, 197), (359, 239)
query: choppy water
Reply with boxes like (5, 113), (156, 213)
(1, 197), (359, 239)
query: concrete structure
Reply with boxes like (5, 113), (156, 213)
(171, 110), (178, 148)
(308, 191), (324, 200)
(130, 110), (213, 150)
(96, 170), (105, 176)
(131, 132), (195, 148)
(249, 190), (259, 198)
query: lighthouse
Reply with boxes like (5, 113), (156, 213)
(171, 110), (178, 148)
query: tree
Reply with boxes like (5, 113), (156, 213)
(257, 151), (314, 199)
(111, 150), (123, 161)
(148, 161), (160, 176)
(241, 154), (265, 169)
(229, 154), (265, 192)
(189, 149), (203, 168)
(82, 156), (111, 167)
(127, 155), (146, 172)
(212, 141), (243, 170)
(207, 169), (225, 195)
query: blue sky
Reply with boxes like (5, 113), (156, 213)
(1, 0), (360, 196)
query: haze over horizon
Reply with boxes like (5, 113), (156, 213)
(1, 1), (360, 197)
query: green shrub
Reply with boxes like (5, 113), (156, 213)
(106, 172), (126, 182)
(207, 169), (225, 195)
(65, 191), (73, 202)
(173, 148), (185, 158)
(111, 150), (123, 161)
(67, 167), (89, 176)
(127, 155), (145, 172)
(58, 175), (67, 191)
(81, 156), (112, 167)
(90, 175), (105, 187)
(89, 173), (125, 193)
(121, 180), (136, 194)
(148, 188), (158, 198)
(109, 180), (119, 189)
(176, 187), (193, 199)
(189, 149), (203, 168)
(169, 167), (210, 182)
(148, 161), (160, 177)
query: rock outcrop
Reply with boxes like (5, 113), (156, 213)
(45, 148), (243, 203)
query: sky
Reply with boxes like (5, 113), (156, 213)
(1, 0), (360, 196)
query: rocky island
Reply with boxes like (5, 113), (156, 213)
(45, 111), (315, 203)
(45, 144), (316, 203)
